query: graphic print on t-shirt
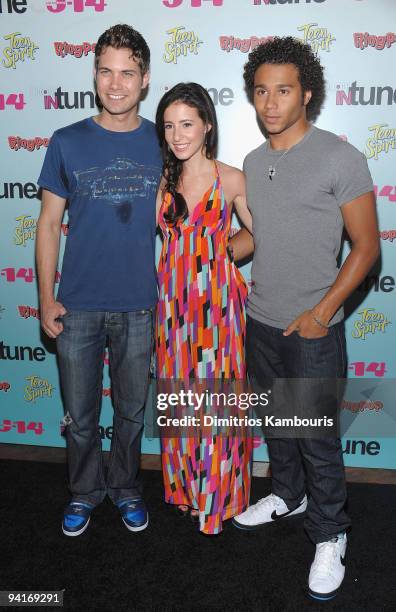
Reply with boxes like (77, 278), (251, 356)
(74, 157), (159, 204)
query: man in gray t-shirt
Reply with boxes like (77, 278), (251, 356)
(230, 37), (379, 601)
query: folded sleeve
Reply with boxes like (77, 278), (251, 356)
(37, 131), (70, 199)
(332, 142), (374, 207)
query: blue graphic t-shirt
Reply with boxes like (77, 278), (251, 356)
(38, 117), (162, 311)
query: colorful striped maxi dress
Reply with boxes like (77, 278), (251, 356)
(156, 165), (252, 535)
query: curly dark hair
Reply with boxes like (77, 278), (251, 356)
(95, 24), (150, 74)
(243, 36), (325, 122)
(156, 83), (218, 225)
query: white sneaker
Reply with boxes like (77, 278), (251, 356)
(232, 493), (307, 530)
(308, 533), (347, 600)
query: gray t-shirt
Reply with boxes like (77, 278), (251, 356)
(244, 125), (373, 329)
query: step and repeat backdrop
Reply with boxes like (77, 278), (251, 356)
(0, 0), (395, 467)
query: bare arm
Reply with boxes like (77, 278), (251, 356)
(285, 191), (380, 337)
(156, 177), (166, 225)
(36, 189), (67, 338)
(233, 194), (253, 234)
(226, 167), (253, 234)
(228, 228), (255, 262)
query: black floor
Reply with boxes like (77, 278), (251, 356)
(2, 460), (396, 611)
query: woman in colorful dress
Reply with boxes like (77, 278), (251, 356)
(155, 83), (253, 535)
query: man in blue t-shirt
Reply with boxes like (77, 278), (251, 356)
(36, 24), (162, 537)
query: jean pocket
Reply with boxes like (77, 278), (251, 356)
(296, 330), (331, 343)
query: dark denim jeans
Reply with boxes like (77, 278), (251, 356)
(246, 315), (351, 543)
(56, 310), (154, 506)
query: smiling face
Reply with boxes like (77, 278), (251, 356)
(163, 101), (211, 162)
(253, 63), (311, 137)
(95, 46), (149, 121)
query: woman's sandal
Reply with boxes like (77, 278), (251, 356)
(176, 505), (189, 517)
(190, 509), (199, 524)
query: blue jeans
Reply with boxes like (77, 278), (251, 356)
(246, 316), (351, 543)
(56, 310), (154, 506)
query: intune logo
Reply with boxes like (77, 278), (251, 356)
(163, 85), (233, 106)
(0, 341), (46, 361)
(354, 32), (396, 50)
(0, 182), (38, 199)
(342, 439), (380, 456)
(0, 0), (27, 14)
(336, 82), (396, 106)
(357, 275), (395, 293)
(44, 87), (95, 110)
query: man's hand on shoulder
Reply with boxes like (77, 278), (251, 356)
(41, 300), (67, 338)
(283, 310), (329, 339)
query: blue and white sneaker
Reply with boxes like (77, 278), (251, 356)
(62, 501), (94, 537)
(117, 498), (149, 532)
(308, 533), (347, 600)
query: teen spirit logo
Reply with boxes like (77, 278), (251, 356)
(1, 32), (39, 69)
(54, 41), (96, 58)
(219, 35), (272, 53)
(365, 124), (396, 160)
(8, 136), (49, 151)
(18, 305), (40, 320)
(24, 375), (54, 403)
(163, 26), (202, 63)
(354, 32), (396, 51)
(352, 308), (391, 340)
(14, 214), (36, 247)
(297, 23), (335, 53)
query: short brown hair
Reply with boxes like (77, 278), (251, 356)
(95, 24), (150, 74)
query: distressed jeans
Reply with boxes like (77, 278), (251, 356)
(57, 310), (154, 506)
(246, 315), (351, 544)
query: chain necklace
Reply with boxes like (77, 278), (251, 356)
(267, 127), (314, 181)
(268, 148), (289, 181)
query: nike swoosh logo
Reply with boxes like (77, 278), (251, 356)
(271, 500), (305, 521)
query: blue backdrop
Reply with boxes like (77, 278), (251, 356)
(0, 0), (395, 468)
